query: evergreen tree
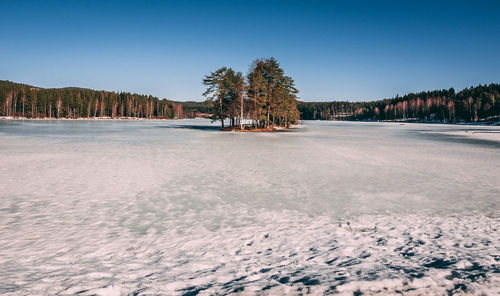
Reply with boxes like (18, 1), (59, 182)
(202, 67), (245, 128)
(246, 58), (299, 127)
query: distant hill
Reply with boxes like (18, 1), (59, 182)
(0, 80), (183, 119)
(298, 84), (500, 123)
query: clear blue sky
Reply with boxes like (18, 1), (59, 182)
(1, 0), (499, 102)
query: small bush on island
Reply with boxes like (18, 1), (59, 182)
(202, 58), (300, 130)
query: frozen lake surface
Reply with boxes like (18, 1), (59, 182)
(0, 119), (499, 295)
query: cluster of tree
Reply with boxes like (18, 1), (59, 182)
(202, 58), (300, 129)
(298, 84), (500, 123)
(0, 80), (183, 119)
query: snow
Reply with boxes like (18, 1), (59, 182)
(0, 119), (498, 295)
(427, 129), (500, 142)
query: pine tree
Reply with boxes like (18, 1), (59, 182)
(202, 67), (244, 128)
(247, 58), (299, 127)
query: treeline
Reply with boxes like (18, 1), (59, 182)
(0, 80), (184, 119)
(298, 84), (500, 123)
(176, 101), (211, 118)
(3, 79), (498, 124)
(203, 57), (300, 129)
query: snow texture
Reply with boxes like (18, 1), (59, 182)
(0, 120), (499, 295)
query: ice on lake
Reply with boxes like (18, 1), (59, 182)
(0, 119), (499, 295)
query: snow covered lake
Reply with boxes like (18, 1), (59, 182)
(0, 119), (499, 295)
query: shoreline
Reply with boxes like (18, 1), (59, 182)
(0, 116), (187, 121)
(1, 116), (499, 127)
(307, 119), (500, 126)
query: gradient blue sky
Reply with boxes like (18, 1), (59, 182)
(1, 0), (499, 101)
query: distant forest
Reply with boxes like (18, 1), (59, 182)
(299, 84), (500, 123)
(1, 80), (499, 123)
(0, 80), (184, 119)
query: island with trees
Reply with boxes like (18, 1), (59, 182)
(202, 57), (300, 131)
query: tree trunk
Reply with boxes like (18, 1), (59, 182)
(267, 104), (270, 128)
(267, 88), (272, 128)
(253, 94), (257, 127)
(240, 93), (244, 130)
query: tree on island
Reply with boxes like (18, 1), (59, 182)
(202, 67), (243, 128)
(202, 57), (300, 130)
